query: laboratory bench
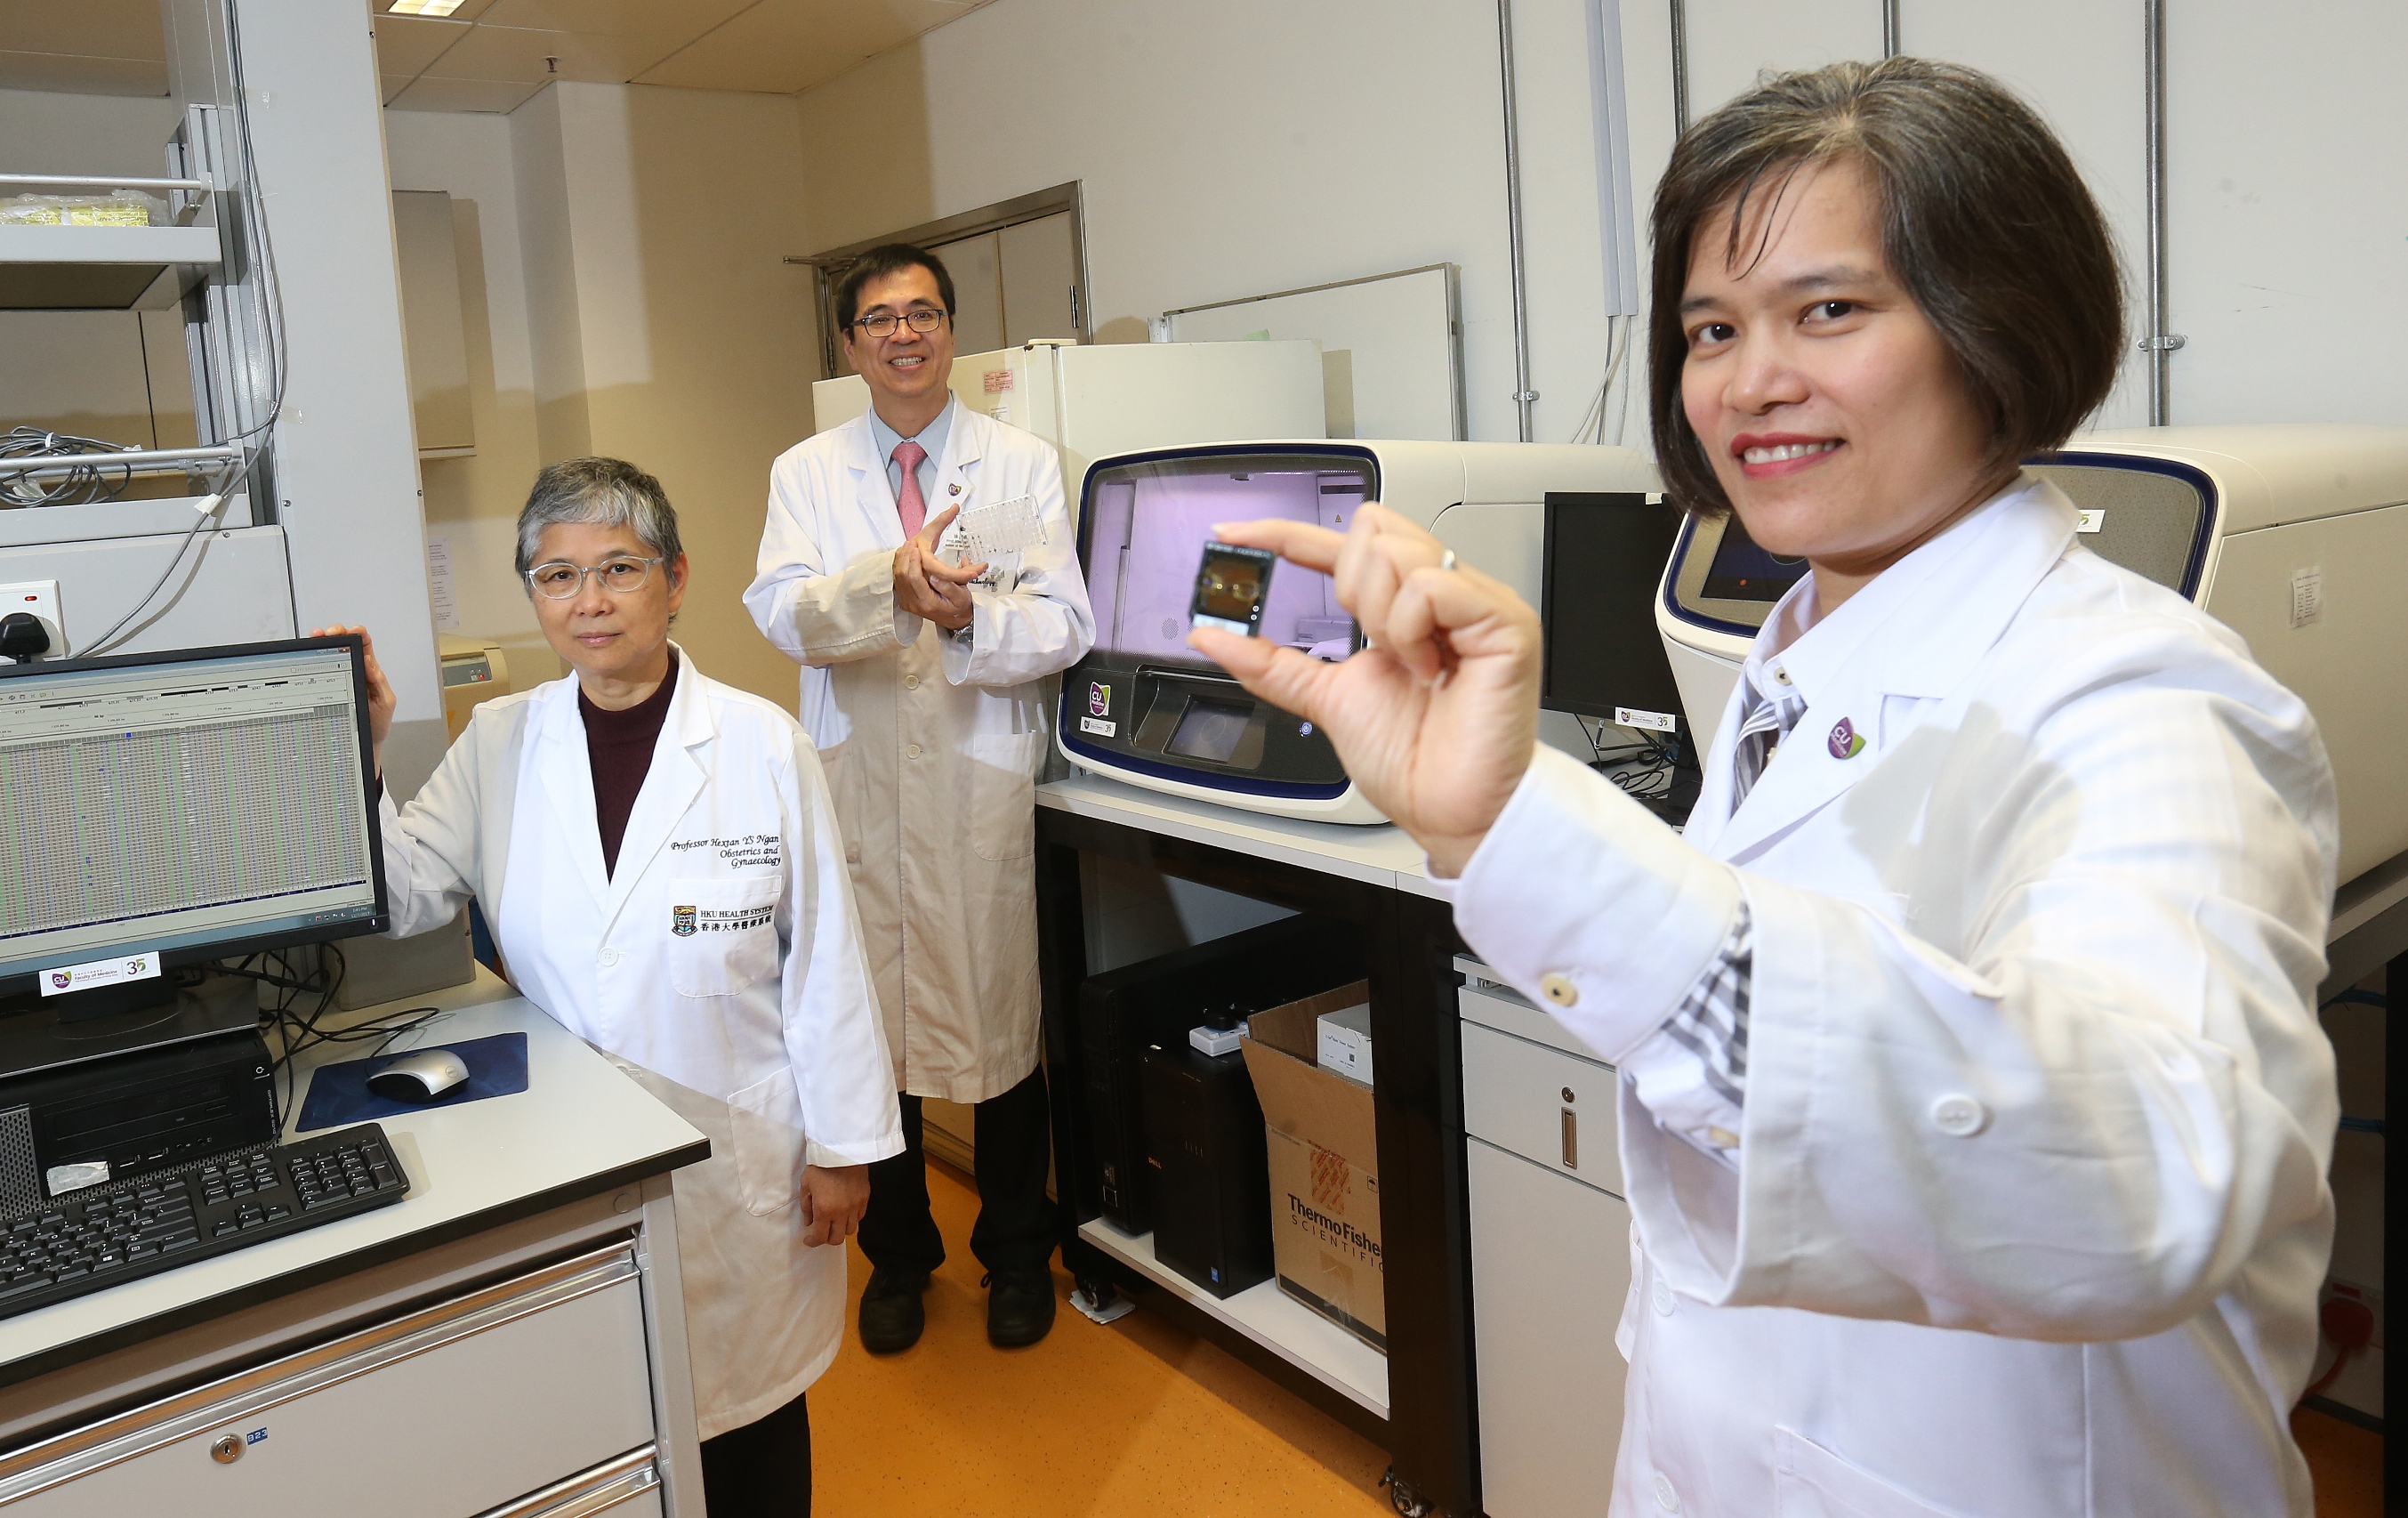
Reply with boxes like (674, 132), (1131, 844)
(0, 969), (713, 1518)
(1042, 770), (2408, 1518)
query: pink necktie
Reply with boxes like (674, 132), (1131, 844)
(891, 440), (928, 537)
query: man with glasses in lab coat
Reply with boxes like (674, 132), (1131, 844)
(748, 244), (1094, 1353)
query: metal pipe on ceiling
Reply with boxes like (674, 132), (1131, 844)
(1882, 0), (1901, 57)
(1670, 0), (1691, 132)
(1497, 0), (1536, 442)
(2141, 0), (2184, 424)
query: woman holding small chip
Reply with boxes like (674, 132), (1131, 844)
(1196, 60), (2339, 1518)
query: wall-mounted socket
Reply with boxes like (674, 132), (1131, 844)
(0, 580), (61, 658)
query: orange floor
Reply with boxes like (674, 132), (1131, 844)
(811, 1159), (2384, 1517)
(810, 1159), (1391, 1517)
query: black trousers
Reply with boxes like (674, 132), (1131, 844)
(858, 1064), (1057, 1277)
(698, 1389), (810, 1516)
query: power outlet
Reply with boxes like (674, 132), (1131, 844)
(0, 580), (62, 658)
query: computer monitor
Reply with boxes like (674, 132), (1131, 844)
(0, 636), (388, 1017)
(1539, 492), (1688, 731)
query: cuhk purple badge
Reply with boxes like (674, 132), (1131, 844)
(1828, 718), (1865, 759)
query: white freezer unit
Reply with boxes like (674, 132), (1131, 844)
(1655, 424), (2408, 884)
(1058, 440), (1659, 824)
(810, 339), (1328, 512)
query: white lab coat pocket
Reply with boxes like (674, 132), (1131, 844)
(1774, 1428), (1961, 1518)
(727, 1070), (806, 1218)
(968, 730), (1041, 861)
(669, 876), (783, 997)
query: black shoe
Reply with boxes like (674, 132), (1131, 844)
(858, 1266), (930, 1354)
(983, 1268), (1056, 1348)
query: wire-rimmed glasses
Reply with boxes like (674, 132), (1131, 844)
(524, 555), (665, 599)
(849, 307), (950, 339)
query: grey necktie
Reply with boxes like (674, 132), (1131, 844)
(1729, 676), (1805, 808)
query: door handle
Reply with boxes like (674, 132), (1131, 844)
(1561, 1107), (1577, 1170)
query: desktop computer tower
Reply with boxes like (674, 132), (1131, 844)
(1077, 913), (1363, 1235)
(0, 1029), (276, 1206)
(1142, 1043), (1272, 1298)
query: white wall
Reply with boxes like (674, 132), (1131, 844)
(383, 108), (560, 690)
(790, 0), (1625, 448)
(506, 81), (822, 708)
(1618, 0), (2408, 432)
(792, 0), (2406, 458)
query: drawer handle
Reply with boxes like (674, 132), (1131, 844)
(1561, 1107), (1577, 1170)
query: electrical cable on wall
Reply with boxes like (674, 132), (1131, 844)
(219, 0), (291, 449)
(0, 428), (147, 507)
(73, 452), (249, 658)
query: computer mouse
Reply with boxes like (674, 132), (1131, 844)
(366, 1048), (471, 1103)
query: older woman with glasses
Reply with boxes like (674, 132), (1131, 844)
(317, 456), (898, 1516)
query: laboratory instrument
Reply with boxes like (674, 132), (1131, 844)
(1060, 440), (1659, 822)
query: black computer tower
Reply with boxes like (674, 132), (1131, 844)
(1077, 913), (1363, 1235)
(1141, 1043), (1273, 1298)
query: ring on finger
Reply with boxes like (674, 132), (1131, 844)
(1438, 549), (1458, 572)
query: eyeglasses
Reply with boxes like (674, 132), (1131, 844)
(525, 555), (666, 599)
(848, 307), (950, 339)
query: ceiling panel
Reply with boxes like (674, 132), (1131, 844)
(634, 0), (979, 95)
(0, 51), (169, 97)
(0, 0), (166, 61)
(388, 74), (548, 113)
(417, 20), (669, 83)
(476, 0), (753, 54)
(372, 14), (472, 79)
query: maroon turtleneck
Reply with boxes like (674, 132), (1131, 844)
(578, 650), (678, 878)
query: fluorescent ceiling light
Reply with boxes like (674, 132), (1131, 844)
(385, 0), (467, 16)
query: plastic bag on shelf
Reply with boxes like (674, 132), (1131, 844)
(0, 190), (165, 227)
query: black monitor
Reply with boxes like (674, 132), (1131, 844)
(1539, 491), (1687, 731)
(0, 636), (389, 1021)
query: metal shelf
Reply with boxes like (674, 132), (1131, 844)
(0, 223), (224, 311)
(1078, 1216), (1390, 1416)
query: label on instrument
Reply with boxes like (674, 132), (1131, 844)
(39, 951), (161, 997)
(2291, 565), (2324, 628)
(2076, 509), (2105, 534)
(984, 369), (1014, 392)
(1080, 717), (1116, 737)
(1615, 707), (1678, 733)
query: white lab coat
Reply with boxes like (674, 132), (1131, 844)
(1446, 479), (2339, 1516)
(745, 403), (1096, 1104)
(375, 650), (903, 1441)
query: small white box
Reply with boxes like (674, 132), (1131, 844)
(1316, 1003), (1374, 1088)
(1189, 1022), (1245, 1057)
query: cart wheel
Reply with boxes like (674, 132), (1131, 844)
(1381, 1465), (1435, 1517)
(1075, 1275), (1120, 1312)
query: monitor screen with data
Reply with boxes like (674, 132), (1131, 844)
(0, 639), (387, 990)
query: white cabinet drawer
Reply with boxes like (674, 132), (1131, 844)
(1461, 1019), (1621, 1198)
(1469, 1138), (1631, 1518)
(0, 1242), (656, 1517)
(478, 1447), (663, 1518)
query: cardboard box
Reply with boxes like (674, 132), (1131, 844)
(1316, 1002), (1374, 1087)
(1240, 980), (1385, 1351)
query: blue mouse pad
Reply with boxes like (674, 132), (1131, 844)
(297, 1032), (529, 1133)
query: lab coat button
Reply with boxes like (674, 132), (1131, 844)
(904, 674), (921, 690)
(1772, 666), (1792, 686)
(1653, 1473), (1680, 1512)
(1540, 974), (1579, 1008)
(1930, 1094), (1988, 1136)
(906, 744), (922, 759)
(1652, 1278), (1675, 1316)
(599, 947), (620, 968)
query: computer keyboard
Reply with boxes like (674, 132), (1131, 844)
(0, 1123), (407, 1321)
